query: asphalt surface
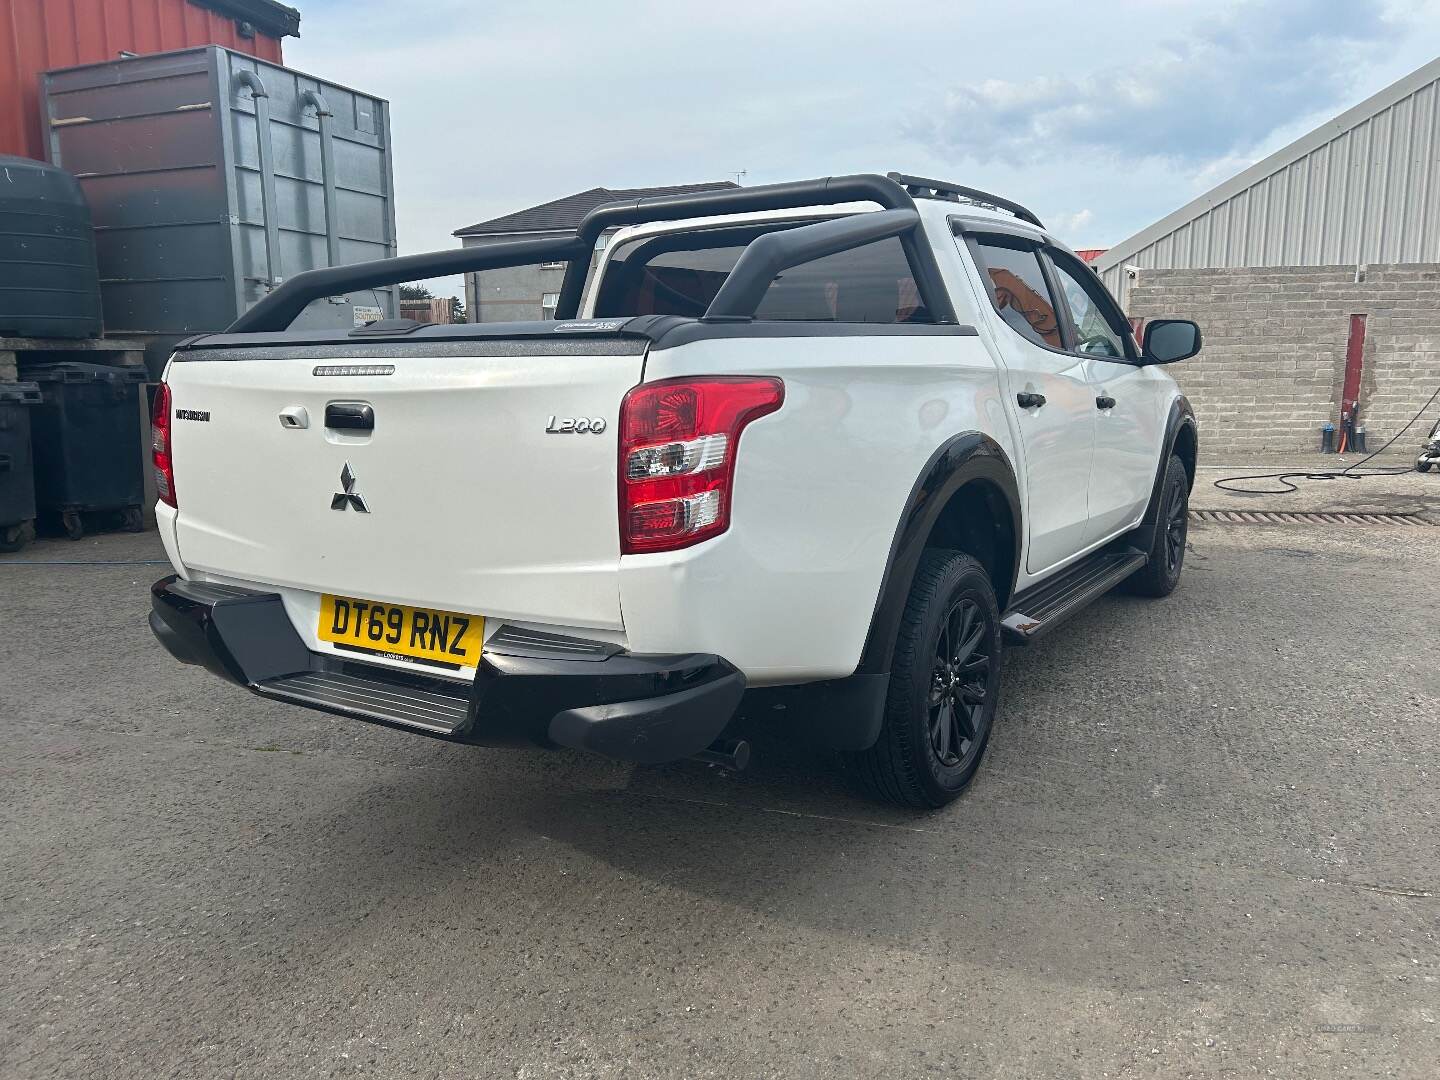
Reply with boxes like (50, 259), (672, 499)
(2, 471), (1438, 1078)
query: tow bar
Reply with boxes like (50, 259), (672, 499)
(691, 737), (751, 771)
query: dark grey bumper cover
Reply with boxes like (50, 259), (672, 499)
(149, 575), (745, 764)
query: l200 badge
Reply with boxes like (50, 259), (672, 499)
(545, 416), (607, 434)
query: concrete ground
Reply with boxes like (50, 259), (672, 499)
(2, 468), (1438, 1079)
(1193, 449), (1438, 517)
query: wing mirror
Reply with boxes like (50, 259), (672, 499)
(1142, 319), (1201, 364)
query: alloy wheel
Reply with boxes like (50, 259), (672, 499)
(1164, 478), (1187, 574)
(928, 597), (993, 767)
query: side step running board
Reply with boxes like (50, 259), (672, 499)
(1001, 547), (1147, 644)
(255, 669), (469, 734)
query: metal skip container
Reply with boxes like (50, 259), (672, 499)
(42, 47), (399, 377)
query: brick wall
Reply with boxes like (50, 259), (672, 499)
(1126, 264), (1440, 457)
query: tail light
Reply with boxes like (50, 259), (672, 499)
(151, 381), (176, 508)
(619, 376), (783, 553)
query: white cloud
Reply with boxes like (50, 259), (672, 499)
(1049, 209), (1095, 240)
(909, 0), (1401, 167)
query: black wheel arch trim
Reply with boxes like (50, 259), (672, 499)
(856, 432), (1021, 676)
(1139, 396), (1198, 538)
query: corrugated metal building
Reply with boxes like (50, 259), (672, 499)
(1096, 56), (1440, 457)
(1096, 56), (1440, 304)
(0, 0), (298, 162)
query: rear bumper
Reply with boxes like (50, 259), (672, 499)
(148, 575), (745, 764)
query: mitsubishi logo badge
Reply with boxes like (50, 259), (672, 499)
(331, 462), (369, 513)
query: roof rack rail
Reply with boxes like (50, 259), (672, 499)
(886, 172), (1044, 230)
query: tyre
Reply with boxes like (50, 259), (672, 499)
(0, 521), (33, 553)
(61, 511), (84, 541)
(1418, 460), (1433, 473)
(845, 550), (1003, 809)
(1124, 453), (1189, 598)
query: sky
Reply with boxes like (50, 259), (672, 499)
(286, 0), (1440, 298)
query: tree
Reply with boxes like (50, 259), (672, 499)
(449, 296), (467, 323)
(399, 284), (433, 300)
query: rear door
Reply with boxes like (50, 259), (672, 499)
(965, 233), (1094, 573)
(1042, 247), (1168, 543)
(166, 337), (646, 634)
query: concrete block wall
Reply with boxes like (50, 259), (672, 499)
(461, 233), (608, 323)
(1126, 264), (1440, 457)
(466, 258), (568, 323)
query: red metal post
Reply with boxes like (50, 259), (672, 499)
(1341, 313), (1367, 420)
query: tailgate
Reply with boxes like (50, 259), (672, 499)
(166, 342), (644, 631)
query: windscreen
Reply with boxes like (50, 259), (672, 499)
(592, 222), (930, 323)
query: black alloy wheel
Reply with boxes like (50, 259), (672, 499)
(1124, 452), (1190, 598)
(845, 550), (1003, 808)
(1163, 471), (1187, 576)
(928, 596), (993, 770)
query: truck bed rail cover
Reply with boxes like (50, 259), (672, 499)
(172, 316), (979, 360)
(172, 318), (655, 354)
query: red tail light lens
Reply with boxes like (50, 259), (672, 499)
(619, 376), (783, 553)
(151, 381), (176, 508)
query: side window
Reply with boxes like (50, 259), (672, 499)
(1047, 252), (1129, 359)
(972, 237), (1062, 349)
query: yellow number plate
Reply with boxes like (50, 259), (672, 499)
(317, 594), (484, 670)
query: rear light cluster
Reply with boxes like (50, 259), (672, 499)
(151, 381), (176, 508)
(618, 376), (784, 553)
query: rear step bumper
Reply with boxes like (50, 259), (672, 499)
(148, 575), (745, 765)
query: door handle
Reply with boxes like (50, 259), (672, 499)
(1095, 395), (1116, 410)
(325, 401), (374, 431)
(1016, 392), (1047, 409)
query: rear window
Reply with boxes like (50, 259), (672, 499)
(592, 223), (930, 323)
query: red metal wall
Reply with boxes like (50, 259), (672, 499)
(1, 0), (284, 162)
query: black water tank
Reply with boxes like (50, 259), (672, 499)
(0, 155), (103, 340)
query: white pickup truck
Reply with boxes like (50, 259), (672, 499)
(148, 173), (1200, 808)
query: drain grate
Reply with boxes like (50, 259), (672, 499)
(1190, 509), (1433, 527)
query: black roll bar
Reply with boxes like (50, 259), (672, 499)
(554, 172), (957, 322)
(227, 236), (590, 334)
(224, 172), (960, 334)
(704, 209), (922, 319)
